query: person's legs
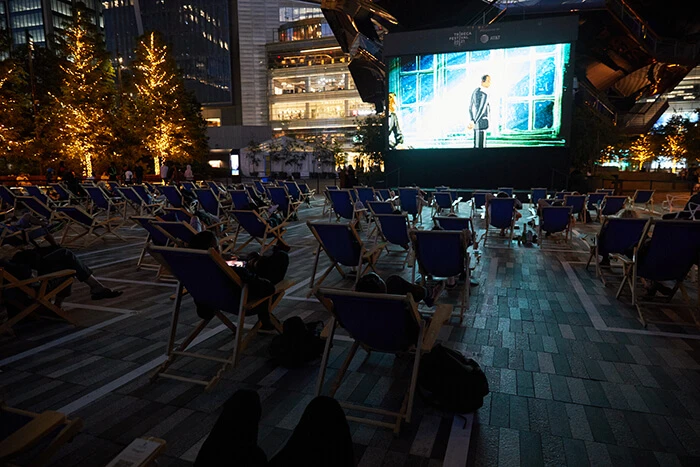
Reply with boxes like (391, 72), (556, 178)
(268, 396), (354, 467)
(385, 275), (426, 302)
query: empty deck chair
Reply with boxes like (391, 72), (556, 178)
(283, 180), (312, 206)
(0, 267), (76, 335)
(631, 189), (655, 212)
(471, 192), (489, 220)
(328, 189), (366, 227)
(160, 185), (184, 209)
(433, 215), (475, 246)
(268, 186), (301, 222)
(485, 197), (517, 244)
(150, 220), (199, 247)
(538, 206), (573, 242)
(586, 192), (606, 214)
(367, 200), (396, 238)
(55, 205), (125, 247)
(195, 188), (230, 219)
(181, 181), (197, 192)
(298, 182), (315, 204)
(16, 196), (55, 222)
(554, 191), (573, 200)
(614, 219), (700, 326)
(147, 245), (294, 388)
(116, 186), (161, 216)
(398, 187), (425, 226)
(84, 186), (127, 221)
(314, 289), (452, 433)
(596, 195), (628, 221)
(227, 209), (289, 254)
(354, 186), (376, 209)
(530, 188), (548, 206)
(410, 229), (470, 323)
(50, 183), (80, 204)
(131, 216), (172, 273)
(596, 188), (615, 196)
(585, 217), (649, 286)
(564, 194), (587, 222)
(0, 402), (83, 466)
(307, 221), (384, 295)
(0, 185), (18, 210)
(228, 189), (257, 211)
(374, 213), (412, 268)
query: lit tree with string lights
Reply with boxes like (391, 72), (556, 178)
(42, 7), (116, 177)
(629, 133), (656, 170)
(131, 32), (207, 172)
(0, 62), (35, 169)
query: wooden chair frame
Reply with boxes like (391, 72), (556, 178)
(224, 209), (290, 254)
(55, 206), (125, 248)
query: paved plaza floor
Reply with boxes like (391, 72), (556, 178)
(1, 196), (699, 466)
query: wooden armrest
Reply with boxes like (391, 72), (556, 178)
(421, 304), (452, 351)
(274, 279), (296, 293)
(610, 253), (633, 264)
(364, 242), (386, 256)
(0, 410), (66, 460)
(1, 269), (76, 289)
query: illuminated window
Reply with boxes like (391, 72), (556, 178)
(205, 118), (221, 127)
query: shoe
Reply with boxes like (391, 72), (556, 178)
(656, 283), (674, 296)
(91, 288), (123, 300)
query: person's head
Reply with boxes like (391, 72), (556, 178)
(496, 191), (510, 198)
(355, 272), (386, 294)
(187, 164), (192, 170)
(481, 74), (491, 88)
(189, 230), (219, 251)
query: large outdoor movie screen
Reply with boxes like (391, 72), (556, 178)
(387, 43), (572, 150)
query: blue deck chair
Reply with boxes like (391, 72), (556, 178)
(314, 288), (452, 433)
(23, 186), (51, 206)
(245, 184), (266, 204)
(367, 200), (395, 215)
(564, 194), (587, 222)
(530, 188), (547, 206)
(398, 188), (425, 226)
(433, 215), (473, 232)
(160, 185), (184, 209)
(410, 229), (470, 322)
(181, 181), (196, 192)
(116, 186), (160, 216)
(376, 188), (396, 203)
(55, 205), (125, 247)
(354, 186), (376, 209)
(586, 192), (606, 211)
(596, 188), (615, 196)
(16, 196), (55, 222)
(282, 180), (306, 205)
(555, 191), (573, 200)
(585, 217), (649, 285)
(160, 207), (194, 222)
(306, 221), (384, 295)
(614, 219), (700, 327)
(150, 220), (199, 247)
(471, 192), (489, 220)
(50, 183), (78, 204)
(298, 182), (315, 202)
(146, 245), (294, 388)
(538, 206), (573, 242)
(268, 186), (301, 222)
(631, 189), (655, 212)
(0, 402), (83, 467)
(131, 216), (172, 273)
(227, 209), (289, 254)
(485, 197), (517, 244)
(195, 188), (229, 218)
(374, 213), (412, 268)
(0, 185), (18, 210)
(328, 189), (365, 227)
(133, 184), (155, 204)
(253, 180), (267, 196)
(228, 189), (256, 210)
(84, 186), (127, 221)
(497, 187), (514, 197)
(597, 195), (628, 221)
(432, 191), (460, 216)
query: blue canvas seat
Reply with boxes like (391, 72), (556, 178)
(116, 186), (163, 216)
(410, 229), (470, 322)
(160, 185), (184, 209)
(433, 216), (474, 243)
(0, 402), (83, 466)
(485, 197), (517, 244)
(227, 209), (289, 254)
(23, 186), (52, 206)
(631, 189), (655, 212)
(586, 192), (606, 212)
(0, 185), (18, 210)
(314, 288), (452, 433)
(564, 194), (587, 222)
(597, 195), (628, 221)
(538, 206), (573, 242)
(84, 186), (127, 222)
(376, 188), (396, 203)
(374, 213), (412, 268)
(150, 220), (199, 247)
(147, 245), (294, 388)
(328, 189), (365, 228)
(298, 182), (315, 201)
(398, 187), (425, 226)
(228, 189), (258, 211)
(432, 191), (461, 216)
(55, 205), (125, 247)
(530, 187), (548, 206)
(181, 181), (197, 192)
(470, 191), (489, 220)
(195, 188), (230, 218)
(307, 221), (384, 295)
(268, 186), (301, 222)
(131, 216), (172, 273)
(554, 191), (573, 200)
(497, 187), (514, 197)
(367, 200), (395, 215)
(16, 196), (55, 222)
(354, 186), (376, 209)
(596, 188), (615, 196)
(585, 217), (649, 285)
(283, 180), (313, 206)
(614, 219), (700, 326)
(50, 183), (81, 204)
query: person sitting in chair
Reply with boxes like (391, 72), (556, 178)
(662, 189), (700, 220)
(485, 191), (522, 237)
(188, 231), (289, 331)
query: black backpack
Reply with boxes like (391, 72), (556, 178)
(269, 316), (325, 368)
(417, 344), (489, 413)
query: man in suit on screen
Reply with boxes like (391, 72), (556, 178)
(468, 74), (491, 148)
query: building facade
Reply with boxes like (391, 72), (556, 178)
(0, 0), (103, 49)
(265, 8), (375, 143)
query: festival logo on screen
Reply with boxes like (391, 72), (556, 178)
(387, 42), (571, 150)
